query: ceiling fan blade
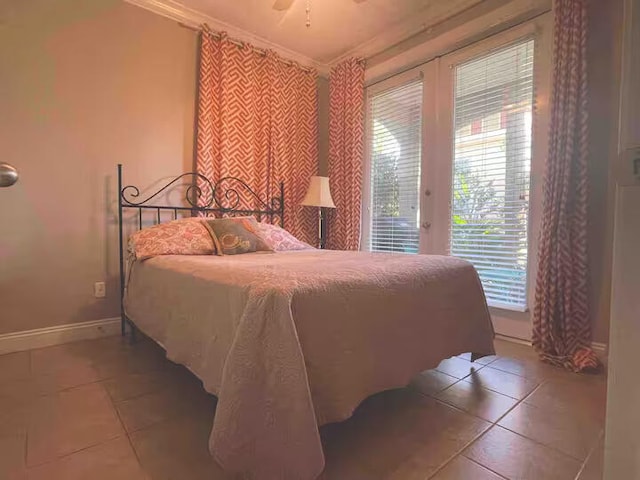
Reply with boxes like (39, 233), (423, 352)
(273, 0), (295, 11)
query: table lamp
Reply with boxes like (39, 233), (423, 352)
(301, 176), (335, 249)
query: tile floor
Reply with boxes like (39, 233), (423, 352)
(0, 335), (606, 479)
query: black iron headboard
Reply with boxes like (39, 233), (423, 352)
(117, 163), (285, 337)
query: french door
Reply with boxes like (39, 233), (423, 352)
(362, 17), (551, 339)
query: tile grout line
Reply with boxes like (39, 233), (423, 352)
(104, 379), (147, 471)
(24, 432), (124, 470)
(516, 378), (546, 405)
(22, 371), (128, 471)
(20, 351), (171, 404)
(418, 362), (513, 479)
(437, 375), (601, 468)
(426, 390), (526, 477)
(488, 395), (523, 425)
(22, 367), (159, 471)
(495, 386), (604, 464)
(425, 365), (564, 478)
(464, 456), (510, 479)
(19, 341), (204, 474)
(426, 401), (517, 480)
(461, 378), (541, 401)
(14, 340), (603, 477)
(431, 374), (527, 425)
(488, 421), (588, 465)
(488, 358), (596, 384)
(452, 389), (583, 480)
(103, 370), (173, 405)
(16, 376), (124, 412)
(487, 362), (544, 379)
(486, 379), (596, 461)
(573, 429), (605, 480)
(425, 421), (493, 479)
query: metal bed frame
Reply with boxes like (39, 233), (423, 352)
(117, 163), (285, 338)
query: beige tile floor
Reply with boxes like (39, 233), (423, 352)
(0, 335), (606, 479)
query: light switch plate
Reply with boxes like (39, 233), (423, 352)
(619, 146), (640, 186)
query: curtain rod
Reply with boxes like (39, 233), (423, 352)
(366, 7), (551, 88)
(179, 22), (316, 74)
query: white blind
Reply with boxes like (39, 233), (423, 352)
(451, 39), (535, 310)
(368, 79), (423, 253)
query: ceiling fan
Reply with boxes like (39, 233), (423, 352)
(273, 0), (368, 27)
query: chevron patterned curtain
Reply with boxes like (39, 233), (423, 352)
(531, 0), (600, 373)
(195, 29), (318, 245)
(327, 58), (365, 250)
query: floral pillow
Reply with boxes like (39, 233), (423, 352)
(255, 223), (316, 251)
(129, 217), (215, 260)
(202, 217), (273, 255)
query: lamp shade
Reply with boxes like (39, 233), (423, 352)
(300, 176), (336, 208)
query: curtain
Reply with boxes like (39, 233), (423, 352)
(195, 29), (318, 245)
(532, 0), (600, 372)
(326, 58), (365, 250)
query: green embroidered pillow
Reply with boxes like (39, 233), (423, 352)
(202, 217), (273, 255)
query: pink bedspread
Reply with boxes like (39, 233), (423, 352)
(124, 250), (494, 479)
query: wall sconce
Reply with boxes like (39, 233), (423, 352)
(0, 163), (19, 187)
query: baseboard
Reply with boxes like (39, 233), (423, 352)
(591, 342), (609, 367)
(495, 333), (532, 346)
(591, 342), (608, 354)
(0, 318), (121, 356)
(496, 334), (609, 364)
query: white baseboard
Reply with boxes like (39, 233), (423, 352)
(0, 318), (121, 356)
(495, 334), (609, 364)
(591, 342), (608, 354)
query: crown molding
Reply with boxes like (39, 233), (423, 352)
(124, 0), (485, 76)
(123, 0), (330, 75)
(123, 0), (538, 77)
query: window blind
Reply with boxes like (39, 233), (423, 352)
(451, 39), (535, 310)
(368, 79), (423, 253)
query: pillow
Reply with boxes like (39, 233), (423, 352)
(202, 217), (273, 255)
(129, 217), (215, 260)
(255, 222), (316, 251)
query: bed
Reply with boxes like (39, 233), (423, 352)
(117, 165), (495, 480)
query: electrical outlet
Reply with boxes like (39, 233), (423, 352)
(94, 281), (106, 298)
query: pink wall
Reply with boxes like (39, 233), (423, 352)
(0, 1), (198, 334)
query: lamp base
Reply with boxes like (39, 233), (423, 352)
(318, 207), (327, 249)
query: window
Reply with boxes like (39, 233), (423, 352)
(450, 39), (535, 310)
(367, 79), (423, 253)
(362, 17), (549, 329)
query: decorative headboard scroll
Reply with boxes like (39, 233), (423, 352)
(116, 163), (284, 337)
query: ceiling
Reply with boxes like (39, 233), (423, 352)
(130, 0), (482, 67)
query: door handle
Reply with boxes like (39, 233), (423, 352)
(421, 221), (432, 230)
(0, 162), (18, 187)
